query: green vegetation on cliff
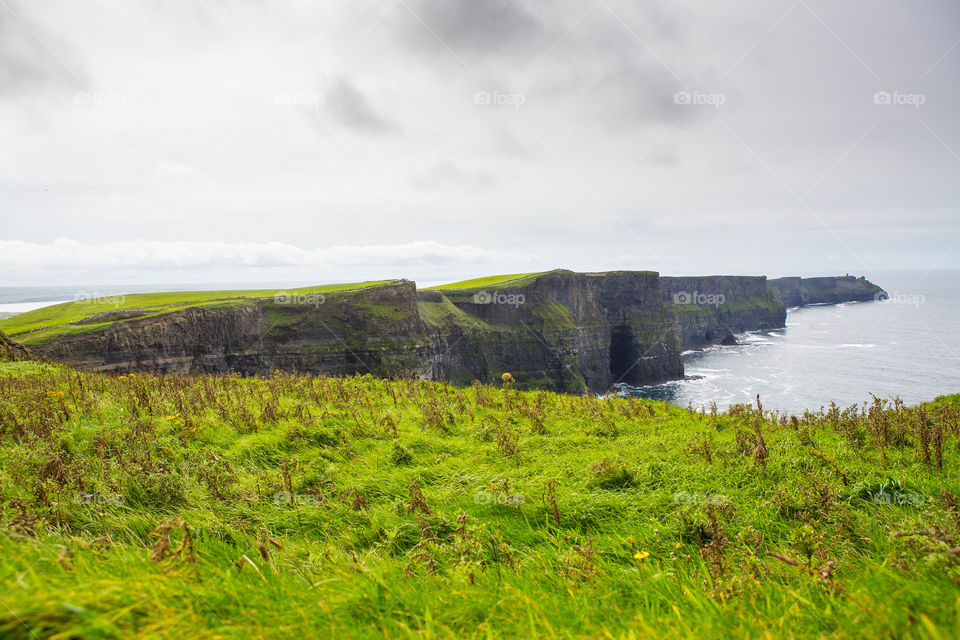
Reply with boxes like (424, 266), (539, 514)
(0, 330), (34, 362)
(0, 362), (958, 639)
(0, 282), (393, 347)
(428, 272), (546, 291)
(671, 296), (785, 315)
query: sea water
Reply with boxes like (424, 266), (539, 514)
(622, 270), (960, 414)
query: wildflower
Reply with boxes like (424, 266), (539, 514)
(634, 551), (650, 561)
(501, 372), (514, 383)
(675, 542), (681, 550)
(118, 375), (127, 380)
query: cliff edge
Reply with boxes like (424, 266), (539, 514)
(4, 271), (886, 393)
(768, 275), (887, 307)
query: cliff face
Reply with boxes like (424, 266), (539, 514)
(768, 276), (887, 307)
(30, 272), (683, 393)
(35, 282), (430, 377)
(23, 271), (886, 393)
(421, 270), (683, 392)
(659, 276), (786, 348)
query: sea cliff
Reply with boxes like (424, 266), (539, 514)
(15, 271), (885, 392)
(768, 275), (887, 307)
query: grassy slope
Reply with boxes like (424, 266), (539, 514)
(417, 297), (496, 331)
(427, 273), (546, 291)
(1, 364), (959, 639)
(0, 282), (392, 346)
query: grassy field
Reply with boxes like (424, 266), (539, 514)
(0, 359), (958, 638)
(428, 273), (546, 291)
(0, 281), (392, 346)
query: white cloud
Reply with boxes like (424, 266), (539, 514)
(0, 0), (957, 285)
(0, 239), (526, 273)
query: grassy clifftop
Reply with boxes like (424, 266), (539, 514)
(427, 272), (547, 291)
(0, 282), (393, 347)
(0, 363), (958, 638)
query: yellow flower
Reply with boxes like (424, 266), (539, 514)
(634, 551), (650, 561)
(675, 542), (681, 549)
(501, 372), (514, 383)
(46, 391), (65, 398)
(118, 375), (127, 380)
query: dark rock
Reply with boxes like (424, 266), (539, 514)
(768, 275), (886, 307)
(659, 275), (785, 349)
(0, 330), (34, 362)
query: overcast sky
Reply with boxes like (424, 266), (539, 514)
(1, 0), (958, 288)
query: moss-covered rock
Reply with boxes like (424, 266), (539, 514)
(0, 330), (34, 362)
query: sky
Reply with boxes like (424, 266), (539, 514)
(1, 0), (958, 288)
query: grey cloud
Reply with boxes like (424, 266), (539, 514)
(322, 77), (398, 133)
(0, 1), (82, 96)
(395, 0), (543, 54)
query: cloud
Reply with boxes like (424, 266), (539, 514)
(0, 0), (957, 284)
(0, 239), (525, 273)
(396, 0), (543, 54)
(320, 77), (397, 133)
(0, 0), (83, 97)
(407, 155), (498, 192)
(153, 162), (211, 189)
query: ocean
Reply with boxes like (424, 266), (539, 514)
(623, 270), (960, 414)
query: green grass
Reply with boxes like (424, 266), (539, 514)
(417, 298), (496, 331)
(0, 364), (958, 638)
(0, 281), (392, 346)
(0, 360), (49, 376)
(428, 273), (546, 291)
